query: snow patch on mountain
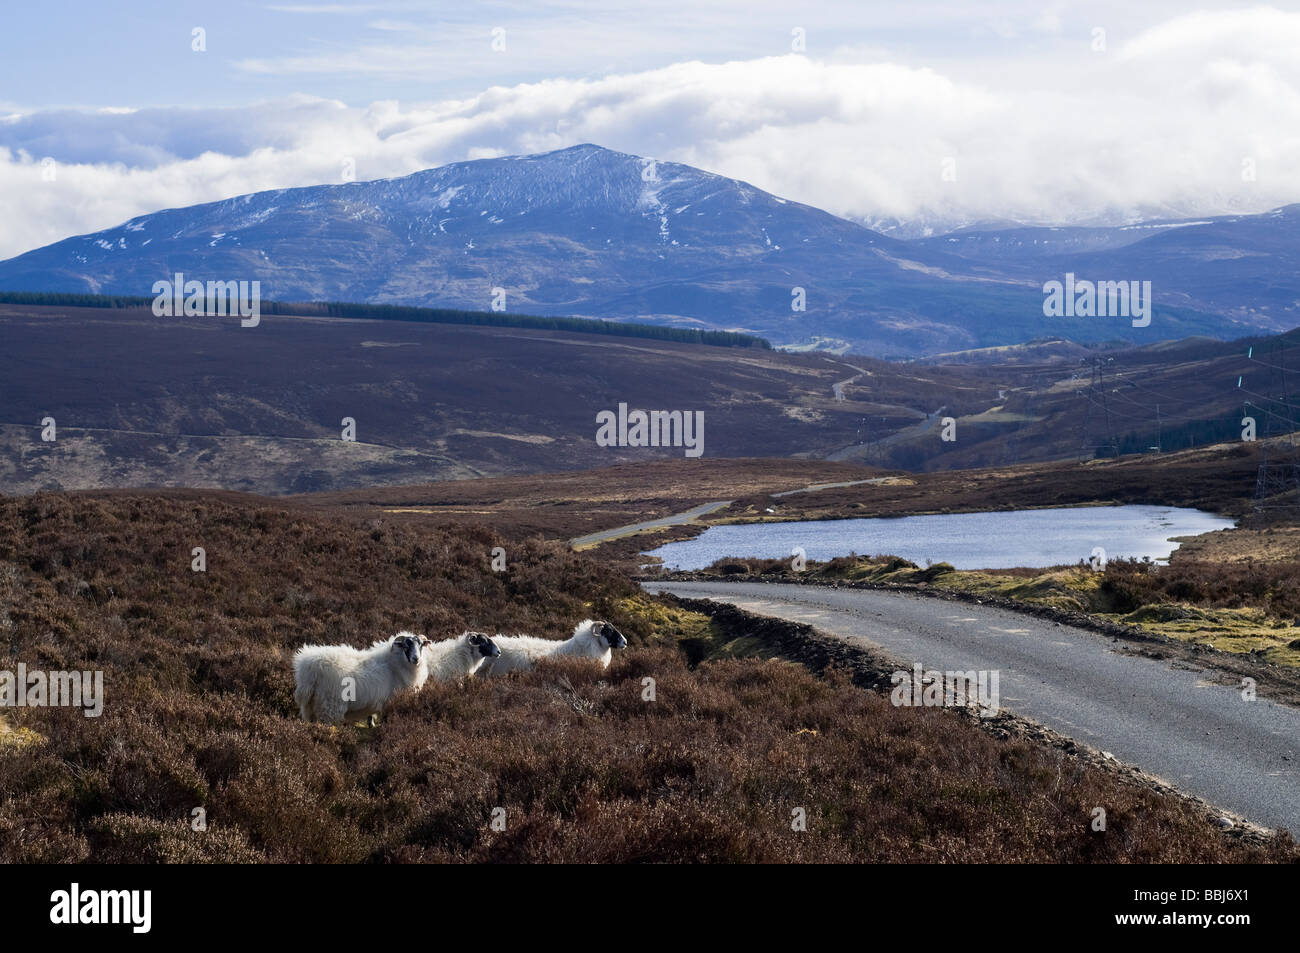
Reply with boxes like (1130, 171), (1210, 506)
(637, 171), (671, 243)
(234, 205), (280, 230)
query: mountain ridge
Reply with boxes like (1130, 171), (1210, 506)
(0, 144), (1285, 356)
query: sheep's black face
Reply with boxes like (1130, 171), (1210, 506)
(469, 632), (501, 658)
(394, 635), (424, 665)
(599, 622), (627, 649)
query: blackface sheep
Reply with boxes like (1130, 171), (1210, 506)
(477, 619), (627, 677)
(293, 632), (431, 725)
(424, 631), (501, 681)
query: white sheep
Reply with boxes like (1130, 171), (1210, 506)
(423, 631), (501, 681)
(477, 619), (627, 677)
(293, 632), (431, 725)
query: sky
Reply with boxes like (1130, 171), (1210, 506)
(2, 1), (1300, 257)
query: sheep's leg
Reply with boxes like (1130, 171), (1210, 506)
(314, 694), (346, 725)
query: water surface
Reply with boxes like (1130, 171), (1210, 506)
(645, 505), (1234, 571)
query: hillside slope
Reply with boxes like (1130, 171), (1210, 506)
(4, 302), (1298, 493)
(0, 302), (1002, 494)
(911, 206), (1300, 332)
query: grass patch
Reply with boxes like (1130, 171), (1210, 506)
(0, 715), (43, 752)
(692, 553), (1300, 666)
(615, 593), (778, 662)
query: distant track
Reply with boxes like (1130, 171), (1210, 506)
(770, 478), (890, 498)
(829, 361), (870, 402)
(569, 477), (896, 549)
(645, 580), (1300, 833)
(569, 501), (734, 548)
(825, 406), (947, 463)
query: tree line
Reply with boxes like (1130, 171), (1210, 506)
(0, 291), (772, 349)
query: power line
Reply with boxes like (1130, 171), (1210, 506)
(1247, 337), (1300, 509)
(1076, 357), (1119, 459)
(1242, 399), (1300, 428)
(1110, 386), (1211, 423)
(1078, 388), (1154, 422)
(1116, 375), (1206, 406)
(1238, 387), (1300, 415)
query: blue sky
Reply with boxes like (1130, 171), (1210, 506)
(3, 2), (1300, 256)
(3, 1), (1131, 109)
(11, 0), (1278, 109)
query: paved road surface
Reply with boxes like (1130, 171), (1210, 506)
(646, 580), (1300, 832)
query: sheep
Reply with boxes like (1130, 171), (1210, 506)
(423, 631), (501, 681)
(477, 619), (627, 677)
(293, 631), (431, 725)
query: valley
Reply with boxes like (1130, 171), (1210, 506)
(3, 300), (1295, 495)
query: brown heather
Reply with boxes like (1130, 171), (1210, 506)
(701, 550), (1300, 626)
(0, 492), (1292, 863)
(1099, 557), (1300, 620)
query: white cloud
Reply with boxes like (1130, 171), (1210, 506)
(3, 7), (1300, 258)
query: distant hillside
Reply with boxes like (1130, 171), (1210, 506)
(0, 144), (1256, 357)
(0, 302), (997, 494)
(871, 329), (1300, 472)
(2, 301), (1294, 494)
(909, 207), (1300, 332)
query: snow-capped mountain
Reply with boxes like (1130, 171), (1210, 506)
(0, 144), (1283, 355)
